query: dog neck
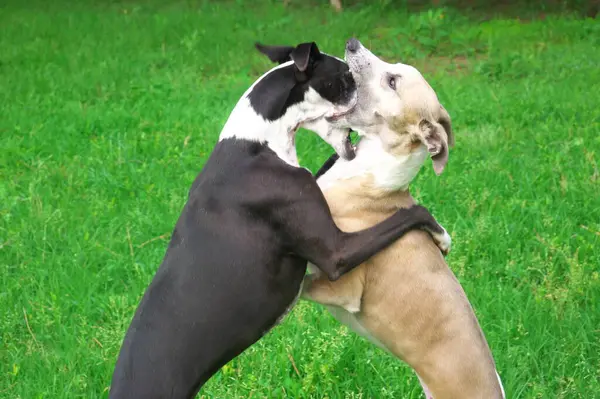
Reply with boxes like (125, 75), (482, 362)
(317, 136), (428, 194)
(219, 98), (302, 166)
(219, 61), (305, 167)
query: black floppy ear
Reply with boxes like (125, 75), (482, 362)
(290, 42), (320, 73)
(255, 43), (295, 64)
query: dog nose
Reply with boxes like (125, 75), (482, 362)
(346, 38), (360, 53)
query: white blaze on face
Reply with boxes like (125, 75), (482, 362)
(218, 61), (357, 165)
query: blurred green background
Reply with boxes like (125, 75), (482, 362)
(1, 0), (599, 397)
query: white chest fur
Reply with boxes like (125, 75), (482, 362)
(317, 138), (428, 192)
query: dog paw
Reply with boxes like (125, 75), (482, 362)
(432, 228), (452, 256)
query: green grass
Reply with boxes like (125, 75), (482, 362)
(1, 0), (599, 397)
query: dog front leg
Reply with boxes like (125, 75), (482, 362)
(278, 180), (445, 280)
(325, 205), (445, 279)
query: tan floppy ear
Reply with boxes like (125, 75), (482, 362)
(439, 105), (454, 148)
(418, 118), (450, 175)
(416, 105), (453, 175)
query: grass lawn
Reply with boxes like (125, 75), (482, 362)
(1, 0), (599, 397)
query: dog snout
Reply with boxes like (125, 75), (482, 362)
(346, 38), (360, 53)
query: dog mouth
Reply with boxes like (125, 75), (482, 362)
(325, 93), (358, 122)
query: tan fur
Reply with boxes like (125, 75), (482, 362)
(302, 40), (504, 398)
(304, 178), (501, 398)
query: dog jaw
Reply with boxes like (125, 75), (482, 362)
(302, 116), (355, 161)
(301, 87), (357, 161)
(325, 91), (358, 122)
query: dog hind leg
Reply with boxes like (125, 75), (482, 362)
(417, 373), (435, 399)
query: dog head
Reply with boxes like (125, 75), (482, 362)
(342, 38), (453, 175)
(254, 42), (358, 160)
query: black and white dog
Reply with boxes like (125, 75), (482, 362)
(108, 42), (449, 398)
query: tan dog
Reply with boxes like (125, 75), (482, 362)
(301, 39), (505, 398)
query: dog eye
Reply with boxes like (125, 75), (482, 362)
(388, 76), (396, 90)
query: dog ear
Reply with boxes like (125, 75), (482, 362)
(290, 42), (319, 72)
(438, 105), (454, 148)
(254, 43), (295, 64)
(418, 118), (450, 176)
(290, 42), (320, 82)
